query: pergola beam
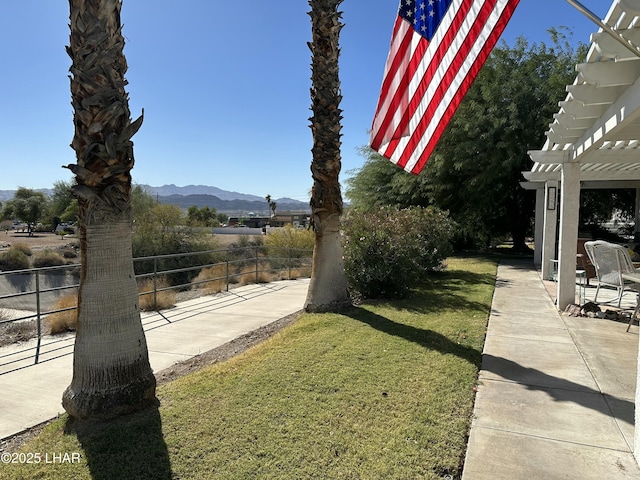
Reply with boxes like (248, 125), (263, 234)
(576, 60), (640, 87)
(558, 100), (607, 118)
(523, 169), (640, 182)
(528, 150), (570, 164)
(573, 76), (640, 157)
(566, 84), (624, 105)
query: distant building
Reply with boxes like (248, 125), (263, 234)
(227, 212), (310, 229)
(227, 216), (269, 228)
(271, 213), (310, 229)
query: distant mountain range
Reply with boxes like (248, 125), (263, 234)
(0, 184), (310, 214)
(141, 184), (263, 202)
(142, 185), (309, 214)
(0, 188), (52, 202)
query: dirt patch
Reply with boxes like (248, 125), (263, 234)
(0, 232), (77, 253)
(0, 310), (301, 453)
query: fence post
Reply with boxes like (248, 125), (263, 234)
(255, 246), (259, 284)
(153, 257), (158, 310)
(34, 270), (41, 365)
(226, 249), (230, 292)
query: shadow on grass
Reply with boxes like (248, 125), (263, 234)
(371, 269), (497, 316)
(343, 306), (482, 367)
(64, 405), (172, 480)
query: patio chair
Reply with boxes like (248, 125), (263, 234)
(584, 240), (639, 307)
(576, 238), (596, 285)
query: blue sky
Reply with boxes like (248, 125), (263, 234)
(0, 1), (601, 200)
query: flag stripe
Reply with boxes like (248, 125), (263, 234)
(370, 0), (520, 174)
(379, 0), (477, 165)
(371, 18), (425, 149)
(407, 0), (519, 173)
(400, 0), (518, 172)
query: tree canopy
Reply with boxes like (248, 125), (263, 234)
(1, 187), (50, 235)
(347, 33), (587, 251)
(50, 180), (78, 225)
(186, 205), (220, 227)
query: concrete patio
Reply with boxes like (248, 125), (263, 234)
(462, 259), (640, 479)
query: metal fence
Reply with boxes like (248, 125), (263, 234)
(0, 246), (312, 373)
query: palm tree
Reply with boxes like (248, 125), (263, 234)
(304, 0), (350, 312)
(62, 0), (156, 419)
(265, 194), (277, 223)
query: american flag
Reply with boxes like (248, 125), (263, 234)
(370, 0), (520, 174)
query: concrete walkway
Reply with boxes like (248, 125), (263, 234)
(0, 278), (310, 440)
(463, 260), (640, 479)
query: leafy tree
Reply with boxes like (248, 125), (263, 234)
(580, 189), (635, 231)
(62, 0), (156, 419)
(217, 212), (229, 225)
(428, 35), (583, 251)
(186, 205), (220, 227)
(50, 180), (78, 225)
(346, 146), (420, 209)
(304, 0), (350, 312)
(133, 201), (215, 285)
(264, 224), (314, 255)
(347, 33), (586, 251)
(1, 187), (50, 235)
(131, 184), (157, 223)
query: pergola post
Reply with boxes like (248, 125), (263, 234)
(533, 186), (545, 265)
(636, 349), (640, 462)
(557, 163), (580, 310)
(541, 180), (559, 281)
(635, 188), (640, 242)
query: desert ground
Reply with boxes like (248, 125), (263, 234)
(0, 231), (262, 254)
(0, 231), (75, 252)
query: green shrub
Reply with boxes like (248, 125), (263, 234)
(264, 225), (314, 271)
(132, 231), (220, 287)
(59, 247), (79, 259)
(131, 202), (222, 286)
(233, 234), (263, 249)
(265, 225), (314, 252)
(0, 248), (30, 271)
(342, 206), (455, 299)
(33, 250), (65, 268)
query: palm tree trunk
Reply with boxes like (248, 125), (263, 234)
(62, 0), (155, 419)
(63, 219), (155, 418)
(304, 0), (350, 312)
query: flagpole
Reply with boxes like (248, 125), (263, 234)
(565, 0), (640, 59)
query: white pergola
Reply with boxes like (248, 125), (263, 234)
(523, 0), (640, 462)
(524, 0), (640, 308)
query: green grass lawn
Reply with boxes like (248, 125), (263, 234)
(1, 256), (497, 480)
